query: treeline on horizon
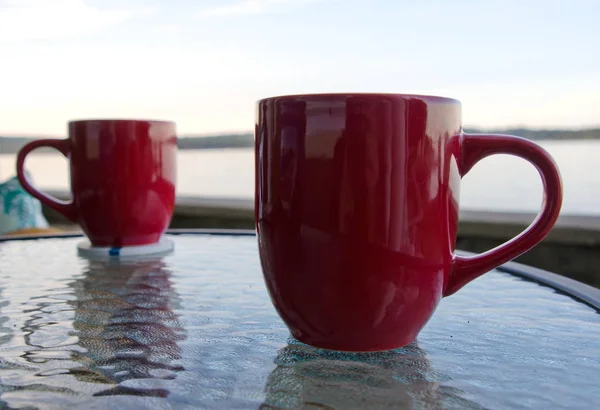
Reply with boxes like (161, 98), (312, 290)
(1, 128), (599, 153)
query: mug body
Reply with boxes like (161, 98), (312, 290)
(68, 119), (177, 247)
(255, 93), (462, 351)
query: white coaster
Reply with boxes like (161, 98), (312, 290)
(77, 237), (174, 260)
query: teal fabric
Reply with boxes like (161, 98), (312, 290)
(0, 174), (49, 234)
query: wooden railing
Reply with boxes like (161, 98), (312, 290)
(41, 190), (600, 289)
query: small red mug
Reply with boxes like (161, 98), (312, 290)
(16, 119), (177, 247)
(255, 93), (563, 352)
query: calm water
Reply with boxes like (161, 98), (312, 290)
(1, 140), (598, 215)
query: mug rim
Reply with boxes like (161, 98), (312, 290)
(68, 118), (176, 126)
(257, 92), (460, 104)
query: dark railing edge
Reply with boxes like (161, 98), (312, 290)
(457, 250), (600, 311)
(496, 262), (600, 312)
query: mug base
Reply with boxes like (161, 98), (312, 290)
(86, 232), (164, 248)
(77, 237), (174, 260)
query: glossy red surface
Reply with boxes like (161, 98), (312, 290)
(255, 93), (562, 352)
(17, 119), (177, 247)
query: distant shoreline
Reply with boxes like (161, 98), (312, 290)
(1, 128), (599, 154)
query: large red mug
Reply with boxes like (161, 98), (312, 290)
(16, 119), (177, 247)
(255, 93), (562, 352)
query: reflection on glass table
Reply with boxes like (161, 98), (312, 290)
(0, 233), (599, 409)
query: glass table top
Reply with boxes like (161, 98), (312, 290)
(0, 234), (599, 409)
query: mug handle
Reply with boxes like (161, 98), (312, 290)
(16, 138), (78, 223)
(444, 133), (563, 296)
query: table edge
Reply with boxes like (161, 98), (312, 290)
(0, 228), (257, 242)
(2, 229), (599, 311)
(458, 251), (600, 312)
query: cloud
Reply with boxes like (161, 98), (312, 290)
(195, 0), (323, 18)
(0, 0), (155, 41)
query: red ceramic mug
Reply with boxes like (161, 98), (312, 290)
(16, 119), (177, 247)
(255, 93), (563, 352)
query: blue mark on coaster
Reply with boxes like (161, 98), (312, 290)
(108, 247), (121, 256)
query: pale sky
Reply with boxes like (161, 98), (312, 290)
(1, 0), (598, 136)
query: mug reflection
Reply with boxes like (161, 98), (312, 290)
(261, 339), (483, 409)
(65, 257), (186, 396)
